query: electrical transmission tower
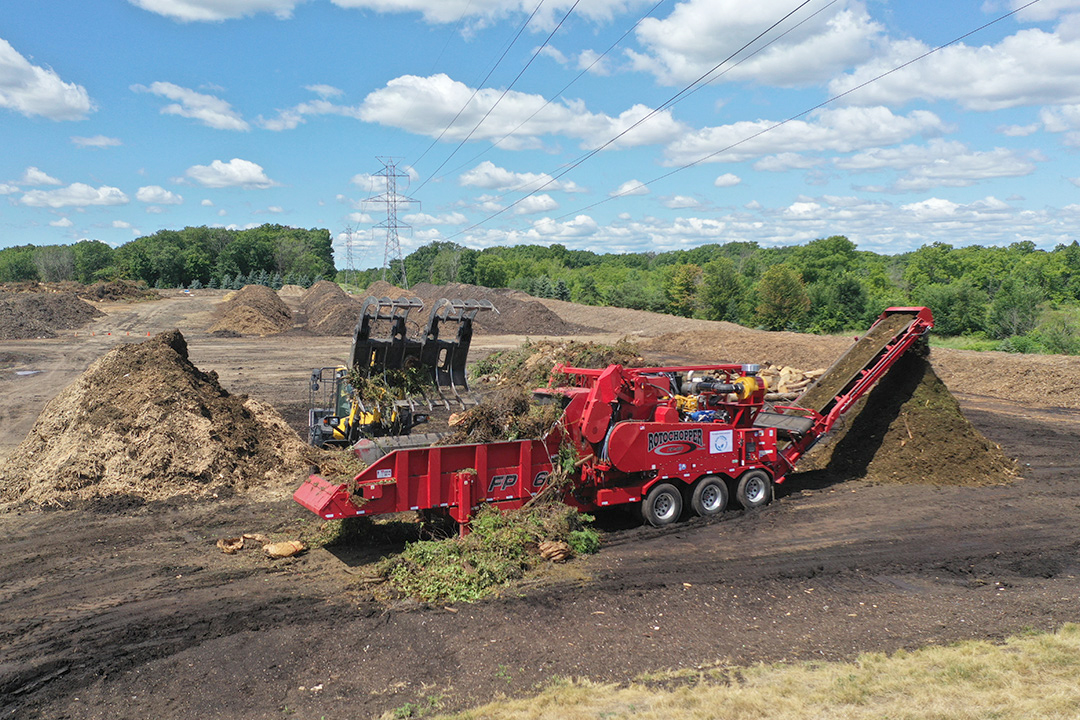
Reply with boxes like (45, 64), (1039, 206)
(343, 224), (355, 290)
(364, 157), (418, 289)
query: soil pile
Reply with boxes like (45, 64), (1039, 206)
(410, 282), (589, 336)
(299, 280), (363, 335)
(0, 330), (312, 504)
(0, 290), (103, 339)
(79, 279), (160, 302)
(208, 284), (293, 336)
(797, 352), (1017, 486)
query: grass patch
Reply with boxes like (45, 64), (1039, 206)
(929, 335), (1001, 352)
(433, 624), (1080, 719)
(379, 503), (599, 603)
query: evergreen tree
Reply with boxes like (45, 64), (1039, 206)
(755, 265), (810, 330)
(554, 279), (571, 301)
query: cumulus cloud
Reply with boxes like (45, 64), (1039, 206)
(0, 183), (18, 194)
(664, 106), (947, 165)
(459, 161), (584, 193)
(132, 81), (249, 130)
(754, 153), (824, 172)
(136, 185), (183, 204)
(49, 217), (74, 227)
(306, 84), (343, 98)
(346, 211), (374, 224)
(0, 38), (94, 120)
(611, 179), (650, 197)
(358, 74), (686, 150)
(830, 24), (1080, 111)
(713, 173), (741, 187)
(21, 167), (61, 185)
(835, 139), (1039, 191)
(529, 214), (598, 238)
(664, 195), (703, 209)
(19, 183), (129, 208)
(127, 0), (303, 22)
(1040, 104), (1080, 145)
(404, 211), (468, 226)
(183, 158), (277, 188)
(628, 0), (882, 87)
(72, 135), (122, 148)
(514, 194), (559, 214)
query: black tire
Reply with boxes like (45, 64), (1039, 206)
(690, 475), (728, 517)
(735, 470), (772, 509)
(642, 482), (683, 527)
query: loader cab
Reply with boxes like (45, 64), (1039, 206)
(307, 366), (425, 448)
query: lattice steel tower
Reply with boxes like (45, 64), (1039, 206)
(364, 157), (418, 289)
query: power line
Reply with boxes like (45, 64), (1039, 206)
(413, 0), (580, 195)
(409, 0), (547, 170)
(563, 0), (1044, 219)
(433, 0), (669, 188)
(447, 0), (817, 238)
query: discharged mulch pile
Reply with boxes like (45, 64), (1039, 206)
(300, 280), (363, 335)
(0, 330), (313, 505)
(209, 284), (293, 336)
(796, 352), (1018, 486)
(364, 281), (591, 336)
(0, 290), (104, 340)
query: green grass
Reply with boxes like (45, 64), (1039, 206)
(379, 504), (599, 603)
(431, 624), (1080, 720)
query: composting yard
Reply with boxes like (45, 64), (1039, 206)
(2, 287), (1080, 720)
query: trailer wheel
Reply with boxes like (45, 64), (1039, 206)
(690, 476), (728, 517)
(735, 470), (772, 509)
(642, 483), (683, 527)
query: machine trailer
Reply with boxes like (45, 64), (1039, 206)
(295, 307), (933, 530)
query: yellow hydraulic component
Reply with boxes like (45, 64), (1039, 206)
(732, 375), (768, 400)
(674, 394), (699, 413)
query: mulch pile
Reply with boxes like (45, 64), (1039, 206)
(796, 352), (1018, 486)
(364, 281), (590, 336)
(0, 290), (104, 340)
(0, 330), (313, 505)
(208, 284), (293, 336)
(299, 280), (363, 336)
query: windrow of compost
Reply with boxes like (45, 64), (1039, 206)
(0, 289), (104, 340)
(299, 280), (363, 335)
(0, 330), (312, 505)
(208, 284), (294, 336)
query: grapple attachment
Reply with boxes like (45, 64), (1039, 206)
(347, 295), (496, 409)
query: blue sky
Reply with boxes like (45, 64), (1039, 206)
(1, 0), (1079, 268)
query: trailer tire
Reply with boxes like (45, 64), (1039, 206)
(735, 470), (772, 510)
(642, 482), (683, 527)
(690, 476), (728, 517)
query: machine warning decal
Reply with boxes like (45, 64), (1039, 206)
(376, 468), (393, 479)
(647, 428), (703, 455)
(709, 430), (734, 454)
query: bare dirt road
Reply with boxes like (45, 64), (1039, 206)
(2, 291), (1079, 720)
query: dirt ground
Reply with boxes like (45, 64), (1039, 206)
(2, 290), (1080, 719)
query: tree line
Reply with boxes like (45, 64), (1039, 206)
(0, 224), (334, 289)
(353, 237), (1080, 355)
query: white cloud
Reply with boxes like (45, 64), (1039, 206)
(538, 46), (568, 64)
(754, 153), (823, 172)
(529, 214), (599, 238)
(998, 123), (1039, 137)
(404, 211), (468, 226)
(628, 0), (882, 87)
(201, 198), (214, 206)
(1069, 177), (1080, 188)
(577, 49), (611, 76)
(328, 0), (633, 27)
(346, 212), (374, 224)
(358, 73), (686, 150)
(126, 0), (303, 22)
(1011, 0), (1080, 22)
(21, 167), (61, 185)
(306, 83), (343, 98)
(713, 173), (741, 187)
(611, 179), (650, 197)
(830, 25), (1080, 111)
(665, 106), (947, 165)
(835, 139), (1038, 191)
(459, 161), (584, 193)
(184, 158), (277, 188)
(664, 195), (703, 209)
(0, 183), (18, 194)
(257, 98), (364, 130)
(0, 38), (94, 120)
(267, 205), (284, 213)
(132, 81), (249, 130)
(112, 220), (133, 229)
(1040, 104), (1080, 145)
(72, 135), (122, 148)
(146, 206), (166, 214)
(514, 194), (559, 214)
(49, 217), (73, 227)
(136, 185), (183, 204)
(19, 183), (129, 208)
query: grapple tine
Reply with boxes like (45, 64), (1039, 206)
(419, 298), (496, 408)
